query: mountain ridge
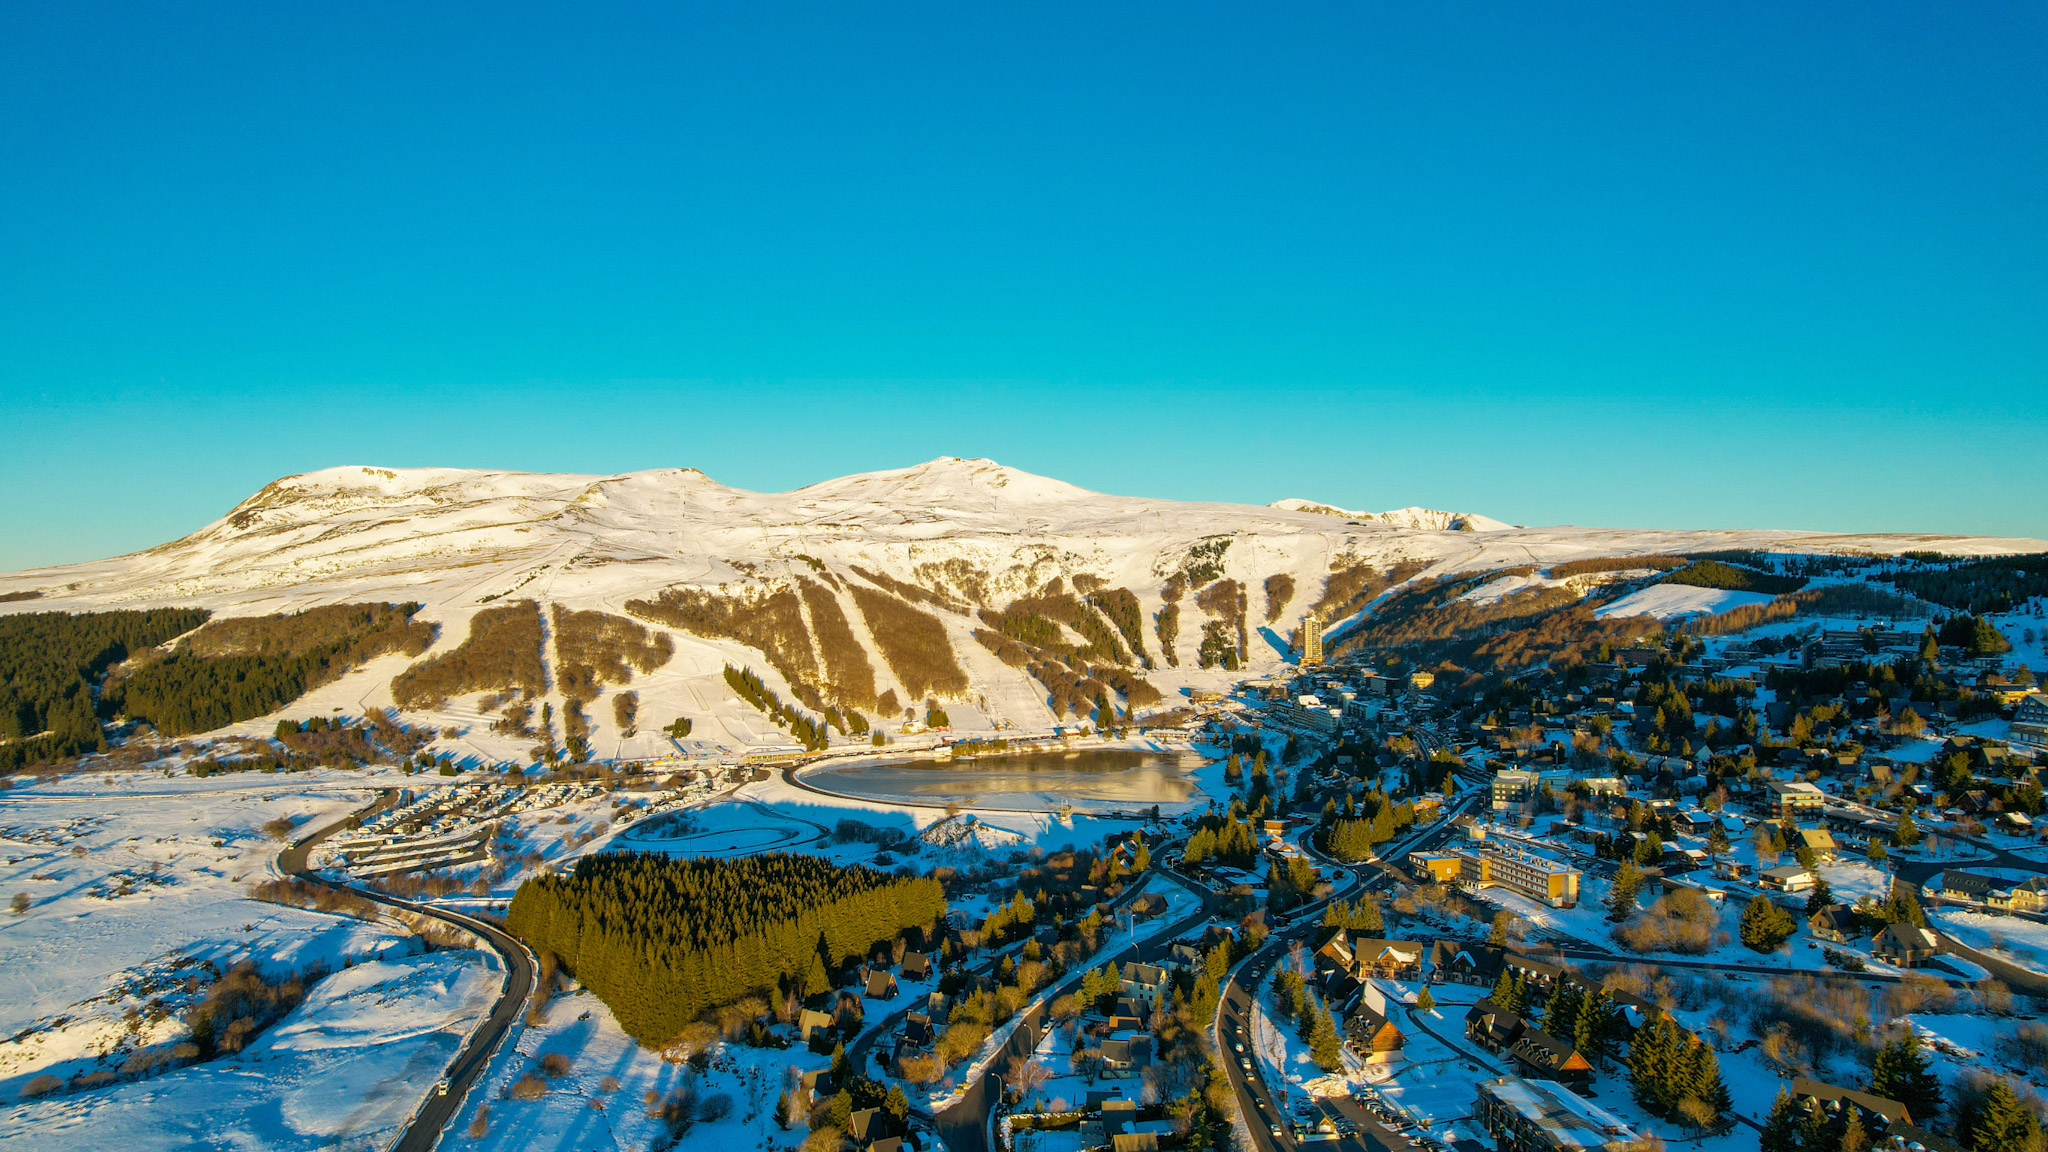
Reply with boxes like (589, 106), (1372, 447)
(2, 458), (2041, 763)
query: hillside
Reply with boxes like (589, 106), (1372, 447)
(1, 457), (2040, 765)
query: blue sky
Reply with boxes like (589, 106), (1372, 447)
(4, 3), (2045, 570)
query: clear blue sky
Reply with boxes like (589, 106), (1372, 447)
(4, 2), (2045, 570)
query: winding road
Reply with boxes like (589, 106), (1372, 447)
(275, 793), (538, 1152)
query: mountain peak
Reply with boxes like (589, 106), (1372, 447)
(1269, 498), (1514, 532)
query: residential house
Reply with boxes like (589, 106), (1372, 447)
(1795, 827), (1839, 862)
(1808, 906), (1864, 944)
(1872, 924), (1942, 968)
(864, 971), (899, 1000)
(798, 1009), (834, 1044)
(1506, 1027), (1594, 1087)
(1099, 1036), (1152, 1076)
(1427, 939), (1503, 986)
(1119, 963), (1168, 1013)
(1760, 864), (1815, 893)
(1466, 998), (1527, 1053)
(1922, 871), (1997, 904)
(1991, 876), (2048, 914)
(900, 952), (932, 981)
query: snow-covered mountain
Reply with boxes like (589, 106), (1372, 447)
(1267, 498), (1516, 533)
(2, 457), (2040, 761)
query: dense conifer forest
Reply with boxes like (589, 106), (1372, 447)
(0, 607), (211, 767)
(1880, 553), (2048, 615)
(114, 603), (434, 737)
(506, 852), (944, 1045)
(1659, 560), (1807, 596)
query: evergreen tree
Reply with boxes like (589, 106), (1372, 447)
(1415, 987), (1434, 1013)
(1838, 1110), (1871, 1152)
(1308, 998), (1343, 1071)
(1869, 1033), (1942, 1124)
(1610, 860), (1645, 920)
(1894, 809), (1922, 848)
(1740, 894), (1796, 952)
(1572, 987), (1618, 1065)
(1759, 1090), (1804, 1152)
(1806, 875), (1834, 916)
(1959, 1078), (2045, 1152)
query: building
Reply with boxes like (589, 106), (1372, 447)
(1791, 1077), (1915, 1139)
(1872, 924), (1942, 968)
(1274, 694), (1342, 734)
(1120, 963), (1168, 1012)
(1923, 871), (1998, 904)
(1808, 906), (1864, 944)
(2014, 692), (2048, 748)
(1491, 770), (1542, 813)
(1410, 852), (1463, 884)
(1767, 780), (1827, 823)
(1991, 876), (2048, 914)
(1473, 1076), (1637, 1152)
(1301, 610), (1325, 667)
(1760, 864), (1815, 893)
(1445, 844), (1583, 907)
(1794, 827), (1839, 862)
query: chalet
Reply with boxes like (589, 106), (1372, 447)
(1760, 864), (1815, 893)
(1506, 1026), (1593, 1087)
(864, 971), (899, 1000)
(798, 1009), (835, 1043)
(900, 951), (932, 980)
(903, 1011), (934, 1046)
(799, 1069), (836, 1109)
(1794, 827), (1838, 862)
(1791, 1077), (1914, 1138)
(1991, 876), (2048, 914)
(1872, 924), (1942, 968)
(1808, 906), (1864, 944)
(1427, 939), (1503, 985)
(848, 1107), (897, 1147)
(1922, 871), (1997, 904)
(1466, 998), (1527, 1053)
(1503, 953), (1564, 992)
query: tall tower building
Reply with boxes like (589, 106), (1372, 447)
(1301, 610), (1324, 667)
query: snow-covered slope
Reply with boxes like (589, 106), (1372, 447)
(1, 457), (2040, 759)
(1268, 498), (1515, 533)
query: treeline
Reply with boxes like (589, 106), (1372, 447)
(849, 566), (968, 614)
(845, 584), (969, 699)
(1262, 574), (1295, 623)
(1082, 585), (1150, 663)
(1879, 553), (2048, 615)
(390, 600), (545, 710)
(795, 577), (878, 710)
(726, 665), (828, 751)
(551, 606), (673, 703)
(1195, 579), (1246, 669)
(0, 607), (212, 767)
(1546, 555), (1688, 579)
(1347, 575), (1658, 680)
(1311, 558), (1427, 623)
(506, 852), (945, 1045)
(629, 584), (827, 708)
(115, 603), (433, 737)
(1660, 560), (1807, 596)
(1685, 583), (1927, 637)
(1320, 790), (1416, 861)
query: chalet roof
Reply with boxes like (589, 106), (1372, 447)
(1508, 1026), (1589, 1074)
(1792, 1077), (1913, 1126)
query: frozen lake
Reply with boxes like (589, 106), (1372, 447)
(799, 747), (1212, 812)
